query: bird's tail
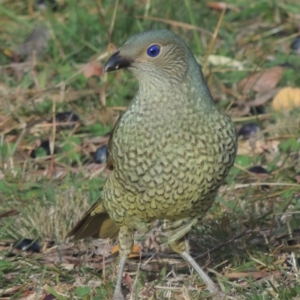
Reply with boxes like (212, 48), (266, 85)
(67, 200), (119, 240)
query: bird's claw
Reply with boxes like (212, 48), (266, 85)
(112, 292), (125, 300)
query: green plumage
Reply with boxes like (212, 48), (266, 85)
(68, 30), (237, 299)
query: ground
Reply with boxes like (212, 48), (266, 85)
(0, 0), (300, 299)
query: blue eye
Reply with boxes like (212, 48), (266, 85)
(147, 45), (160, 57)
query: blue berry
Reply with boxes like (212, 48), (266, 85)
(238, 123), (260, 139)
(248, 166), (269, 174)
(13, 238), (40, 253)
(94, 145), (108, 164)
(291, 36), (300, 54)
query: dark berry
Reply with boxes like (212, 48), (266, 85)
(248, 166), (269, 174)
(291, 36), (300, 54)
(36, 0), (59, 11)
(250, 105), (265, 115)
(94, 145), (108, 164)
(13, 238), (40, 253)
(52, 112), (80, 129)
(30, 140), (52, 158)
(238, 123), (260, 139)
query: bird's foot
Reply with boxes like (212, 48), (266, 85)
(143, 224), (167, 253)
(112, 289), (125, 300)
(209, 287), (232, 300)
(207, 283), (221, 294)
(206, 282), (228, 299)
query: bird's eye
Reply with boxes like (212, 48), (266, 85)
(147, 45), (160, 57)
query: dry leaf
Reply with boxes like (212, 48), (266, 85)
(111, 244), (141, 258)
(123, 273), (133, 291)
(238, 66), (283, 94)
(207, 54), (244, 69)
(82, 61), (104, 78)
(0, 83), (10, 95)
(0, 209), (19, 218)
(3, 48), (14, 57)
(225, 270), (281, 280)
(14, 26), (50, 59)
(272, 87), (300, 111)
(206, 2), (240, 12)
(238, 138), (279, 157)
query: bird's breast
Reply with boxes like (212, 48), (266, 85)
(104, 105), (237, 225)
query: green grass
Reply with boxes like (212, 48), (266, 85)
(0, 0), (300, 299)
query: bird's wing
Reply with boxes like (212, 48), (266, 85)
(67, 116), (125, 240)
(67, 200), (119, 240)
(106, 115), (123, 171)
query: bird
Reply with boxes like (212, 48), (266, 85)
(67, 29), (237, 300)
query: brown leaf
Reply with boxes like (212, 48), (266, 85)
(225, 270), (281, 280)
(272, 87), (300, 111)
(246, 88), (282, 107)
(111, 244), (141, 258)
(0, 285), (22, 296)
(82, 61), (104, 78)
(206, 2), (240, 12)
(3, 48), (14, 58)
(238, 138), (279, 157)
(238, 66), (283, 94)
(43, 295), (57, 300)
(0, 209), (19, 218)
(123, 273), (133, 291)
(14, 26), (50, 59)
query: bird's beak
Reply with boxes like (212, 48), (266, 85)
(104, 51), (132, 72)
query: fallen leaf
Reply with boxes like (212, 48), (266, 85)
(44, 285), (68, 300)
(111, 244), (141, 258)
(207, 54), (244, 69)
(206, 2), (240, 12)
(43, 294), (58, 300)
(0, 285), (22, 296)
(272, 87), (300, 111)
(60, 263), (74, 271)
(0, 209), (19, 218)
(123, 273), (133, 291)
(238, 138), (279, 157)
(0, 83), (10, 95)
(3, 48), (14, 57)
(238, 66), (283, 94)
(225, 270), (281, 280)
(82, 61), (104, 78)
(14, 26), (50, 59)
(245, 88), (282, 107)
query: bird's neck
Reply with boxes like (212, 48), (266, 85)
(187, 61), (215, 111)
(136, 66), (215, 112)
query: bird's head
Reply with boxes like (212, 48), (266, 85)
(105, 30), (198, 85)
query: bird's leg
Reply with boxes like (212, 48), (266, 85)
(112, 226), (134, 300)
(113, 255), (127, 300)
(170, 238), (220, 294)
(183, 243), (220, 293)
(167, 219), (220, 294)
